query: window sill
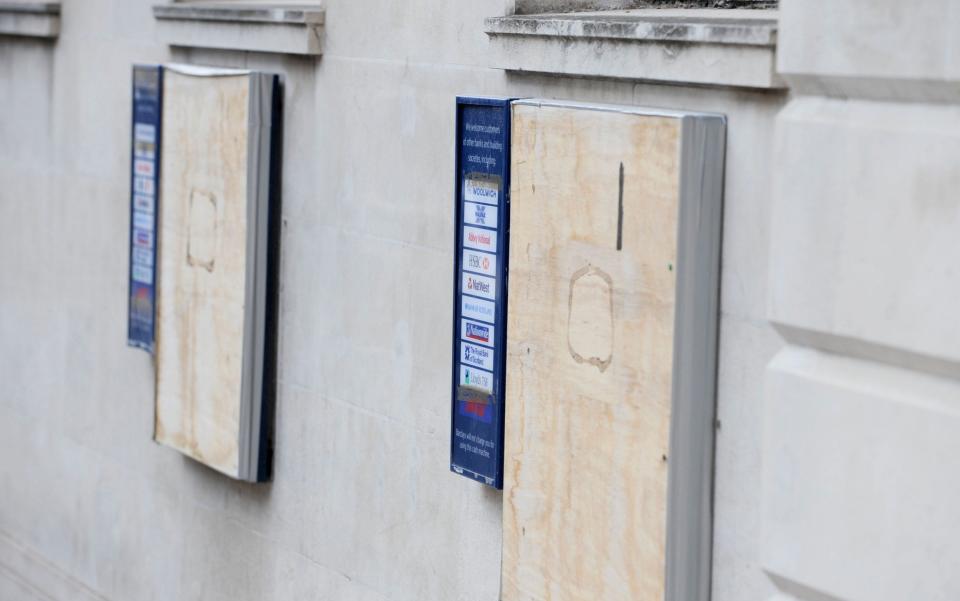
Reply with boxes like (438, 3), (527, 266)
(0, 2), (60, 39)
(484, 9), (782, 90)
(153, 3), (324, 56)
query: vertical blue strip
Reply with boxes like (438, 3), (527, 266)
(450, 97), (514, 489)
(127, 65), (163, 352)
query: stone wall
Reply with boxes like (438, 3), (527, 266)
(4, 1), (911, 600)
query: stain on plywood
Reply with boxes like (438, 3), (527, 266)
(154, 70), (251, 479)
(567, 264), (614, 373)
(187, 189), (217, 272)
(503, 104), (681, 601)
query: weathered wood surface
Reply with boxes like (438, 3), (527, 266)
(155, 70), (251, 478)
(503, 103), (681, 601)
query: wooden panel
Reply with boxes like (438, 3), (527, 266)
(155, 70), (251, 478)
(503, 104), (681, 601)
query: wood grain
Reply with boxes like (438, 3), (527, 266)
(154, 71), (251, 479)
(503, 103), (681, 601)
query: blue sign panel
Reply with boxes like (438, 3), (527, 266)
(451, 97), (513, 489)
(127, 65), (163, 352)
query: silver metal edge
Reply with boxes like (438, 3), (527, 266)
(249, 73), (273, 482)
(664, 113), (726, 601)
(511, 98), (725, 121)
(164, 63), (251, 77)
(237, 72), (272, 482)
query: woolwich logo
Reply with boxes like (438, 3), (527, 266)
(463, 175), (500, 205)
(470, 185), (497, 200)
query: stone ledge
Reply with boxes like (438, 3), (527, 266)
(485, 9), (782, 89)
(153, 3), (323, 56)
(0, 2), (60, 39)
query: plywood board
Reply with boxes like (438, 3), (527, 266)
(503, 103), (682, 601)
(155, 70), (251, 478)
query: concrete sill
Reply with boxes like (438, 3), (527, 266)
(485, 9), (783, 89)
(153, 3), (324, 56)
(0, 2), (60, 39)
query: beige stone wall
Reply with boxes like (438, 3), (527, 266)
(760, 2), (960, 601)
(0, 2), (784, 600)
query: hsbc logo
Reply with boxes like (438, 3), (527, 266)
(463, 249), (495, 277)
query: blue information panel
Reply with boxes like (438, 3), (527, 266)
(127, 65), (163, 352)
(451, 97), (513, 489)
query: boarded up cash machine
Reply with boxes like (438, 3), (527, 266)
(153, 65), (280, 482)
(502, 100), (725, 601)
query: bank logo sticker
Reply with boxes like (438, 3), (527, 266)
(461, 296), (495, 324)
(132, 246), (154, 268)
(134, 140), (155, 160)
(133, 211), (154, 231)
(134, 228), (154, 248)
(462, 272), (496, 301)
(132, 264), (152, 284)
(134, 159), (155, 178)
(130, 284), (153, 320)
(462, 249), (496, 277)
(463, 225), (497, 253)
(463, 201), (498, 229)
(134, 176), (155, 196)
(463, 174), (499, 206)
(461, 341), (494, 371)
(459, 364), (494, 393)
(134, 123), (156, 143)
(458, 399), (493, 423)
(461, 318), (494, 348)
(133, 194), (154, 213)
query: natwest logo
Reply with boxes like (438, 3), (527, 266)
(467, 276), (490, 294)
(462, 271), (495, 301)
